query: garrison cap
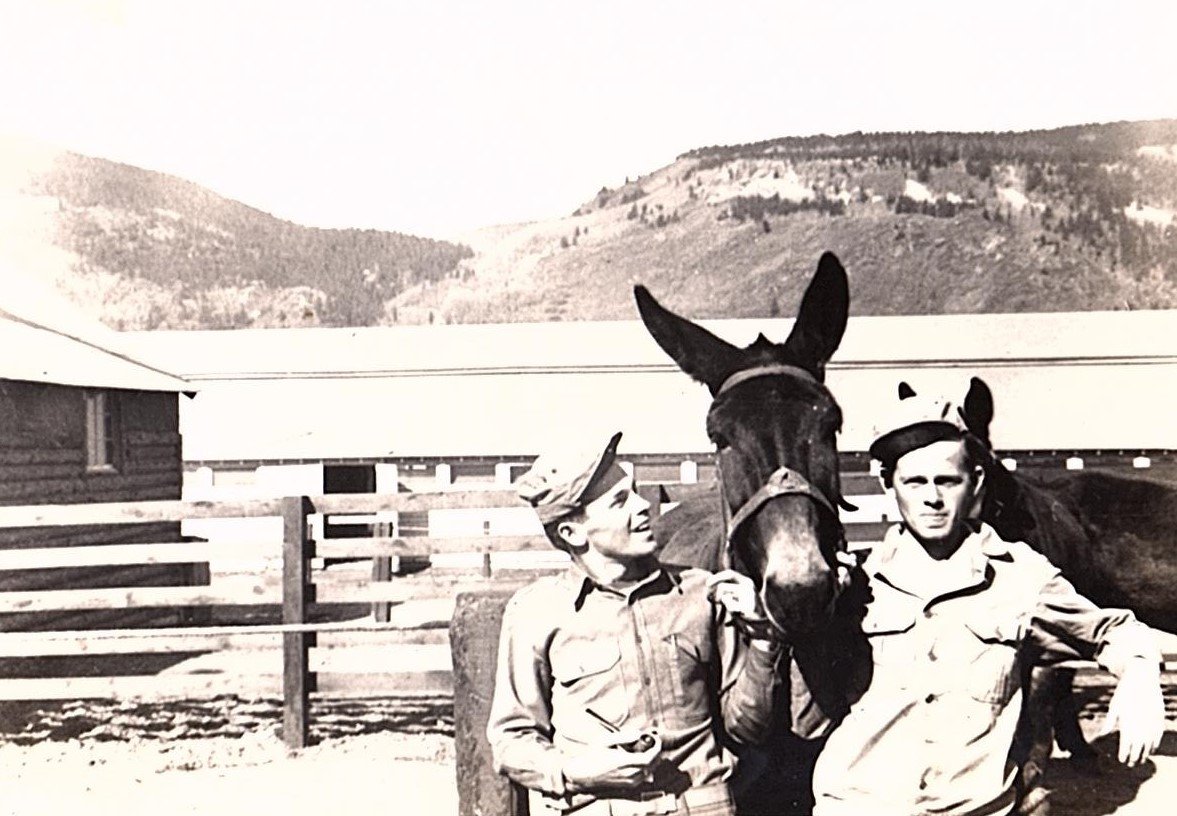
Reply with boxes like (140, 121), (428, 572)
(869, 383), (969, 468)
(515, 432), (625, 526)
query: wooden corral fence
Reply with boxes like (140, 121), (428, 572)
(0, 488), (571, 749)
(0, 458), (1174, 754)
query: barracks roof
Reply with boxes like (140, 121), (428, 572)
(121, 310), (1177, 460)
(126, 310), (1177, 380)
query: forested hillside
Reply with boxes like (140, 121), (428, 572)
(4, 147), (471, 329)
(4, 120), (1175, 328)
(394, 119), (1177, 323)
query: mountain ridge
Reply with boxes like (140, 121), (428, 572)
(2, 120), (1175, 329)
(0, 137), (472, 329)
(394, 118), (1177, 323)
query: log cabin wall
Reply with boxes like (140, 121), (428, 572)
(0, 380), (199, 632)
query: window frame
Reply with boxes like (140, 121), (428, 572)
(84, 390), (122, 473)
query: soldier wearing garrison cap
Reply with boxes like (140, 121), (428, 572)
(487, 432), (795, 816)
(811, 384), (1164, 816)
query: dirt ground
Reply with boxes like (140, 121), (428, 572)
(0, 688), (1175, 816)
(0, 731), (457, 815)
(0, 696), (459, 816)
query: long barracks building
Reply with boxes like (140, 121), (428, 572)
(123, 309), (1177, 501)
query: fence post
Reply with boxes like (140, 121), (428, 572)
(452, 589), (528, 816)
(283, 495), (315, 750)
(481, 520), (493, 578)
(372, 519), (392, 623)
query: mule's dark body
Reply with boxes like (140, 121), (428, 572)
(652, 486), (724, 571)
(962, 375), (1177, 632)
(981, 464), (1177, 632)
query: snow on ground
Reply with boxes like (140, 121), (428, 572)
(903, 178), (934, 203)
(707, 167), (812, 205)
(0, 732), (456, 816)
(1125, 202), (1176, 227)
(0, 696), (457, 814)
(1138, 145), (1177, 163)
(997, 186), (1029, 212)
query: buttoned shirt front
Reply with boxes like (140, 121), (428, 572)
(487, 564), (786, 811)
(812, 522), (1159, 816)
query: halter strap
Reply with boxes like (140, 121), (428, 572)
(715, 363), (815, 398)
(726, 466), (838, 540)
(711, 362), (847, 575)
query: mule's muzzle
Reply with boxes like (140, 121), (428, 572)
(759, 565), (839, 642)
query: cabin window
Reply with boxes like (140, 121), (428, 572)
(85, 391), (121, 472)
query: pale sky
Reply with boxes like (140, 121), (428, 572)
(0, 0), (1174, 239)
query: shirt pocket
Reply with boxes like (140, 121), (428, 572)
(962, 614), (1025, 705)
(663, 632), (711, 727)
(860, 608), (917, 670)
(551, 639), (628, 728)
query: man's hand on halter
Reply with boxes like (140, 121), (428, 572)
(707, 570), (779, 649)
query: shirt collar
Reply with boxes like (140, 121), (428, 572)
(560, 562), (673, 610)
(976, 522), (1013, 559)
(867, 521), (1010, 599)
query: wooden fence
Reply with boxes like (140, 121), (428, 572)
(1, 466), (1174, 751)
(0, 488), (570, 749)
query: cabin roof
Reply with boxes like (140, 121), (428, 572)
(0, 306), (191, 393)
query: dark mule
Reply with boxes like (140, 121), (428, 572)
(960, 376), (1177, 808)
(635, 252), (857, 815)
(961, 375), (1177, 631)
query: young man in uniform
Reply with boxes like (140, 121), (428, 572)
(488, 432), (798, 816)
(811, 389), (1165, 816)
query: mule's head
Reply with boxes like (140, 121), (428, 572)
(634, 252), (850, 640)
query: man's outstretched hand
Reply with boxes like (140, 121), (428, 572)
(1101, 658), (1165, 767)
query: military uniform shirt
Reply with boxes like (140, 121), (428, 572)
(486, 564), (792, 809)
(812, 522), (1160, 816)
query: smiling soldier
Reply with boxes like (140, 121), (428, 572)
(487, 432), (788, 816)
(811, 388), (1165, 816)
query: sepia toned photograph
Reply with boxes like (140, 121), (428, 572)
(0, 1), (1174, 814)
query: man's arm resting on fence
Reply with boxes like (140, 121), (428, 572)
(1028, 568), (1165, 766)
(1102, 656), (1165, 766)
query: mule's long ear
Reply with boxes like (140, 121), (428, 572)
(635, 285), (741, 394)
(961, 376), (995, 446)
(781, 252), (849, 380)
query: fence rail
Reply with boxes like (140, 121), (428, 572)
(0, 488), (583, 748)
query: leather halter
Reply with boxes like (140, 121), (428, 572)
(714, 363), (816, 399)
(711, 364), (847, 569)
